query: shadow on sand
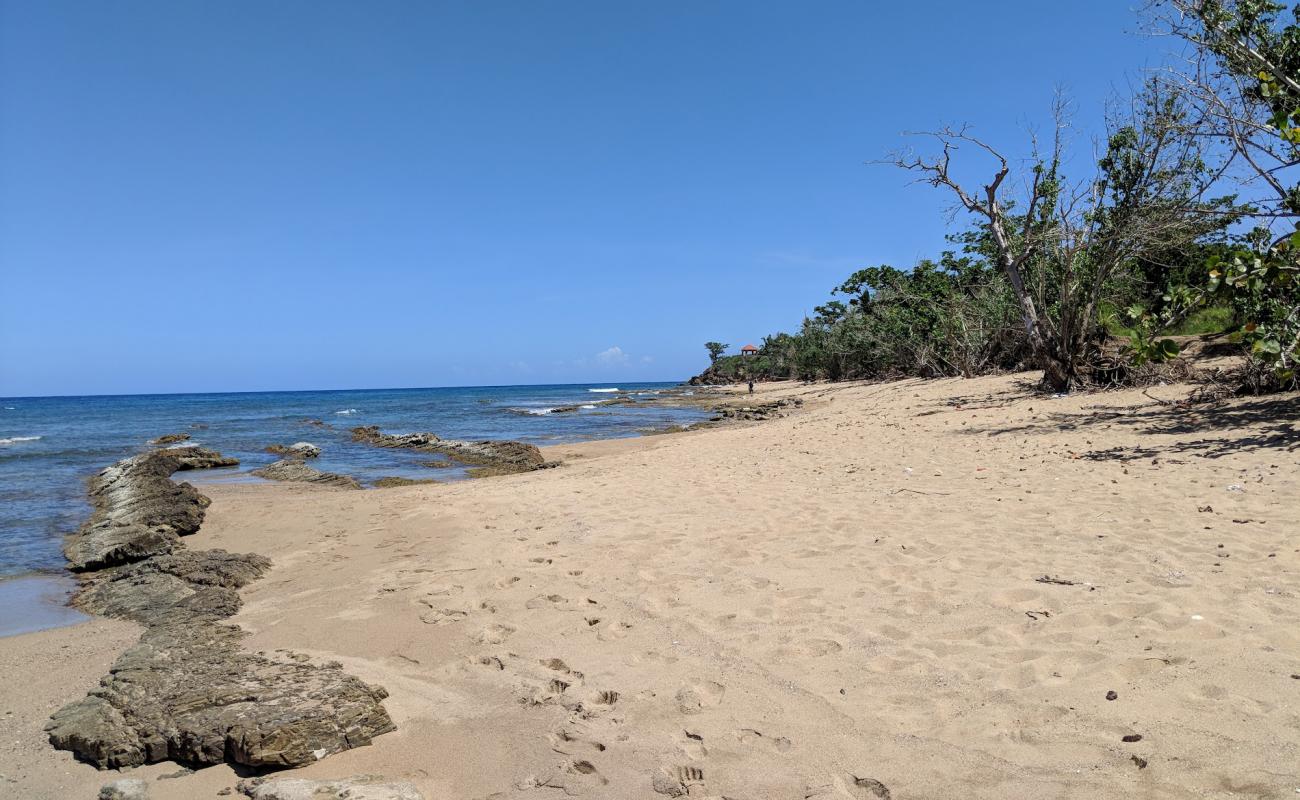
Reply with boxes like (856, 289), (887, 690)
(957, 393), (1299, 462)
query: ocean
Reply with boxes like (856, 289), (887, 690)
(0, 382), (708, 635)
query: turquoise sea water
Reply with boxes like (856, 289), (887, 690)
(0, 382), (707, 634)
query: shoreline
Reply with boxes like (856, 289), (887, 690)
(2, 373), (1295, 798)
(0, 384), (736, 642)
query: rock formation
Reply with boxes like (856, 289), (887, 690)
(264, 442), (321, 459)
(350, 426), (547, 476)
(149, 433), (191, 445)
(251, 459), (360, 489)
(64, 447), (239, 571)
(48, 445), (394, 770)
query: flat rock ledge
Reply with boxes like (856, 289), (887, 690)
(350, 425), (548, 477)
(252, 459), (361, 489)
(48, 447), (394, 771)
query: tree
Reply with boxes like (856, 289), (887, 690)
(1146, 0), (1300, 388)
(890, 86), (1219, 391)
(705, 342), (729, 363)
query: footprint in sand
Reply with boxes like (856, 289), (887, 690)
(594, 689), (619, 705)
(800, 638), (844, 656)
(675, 681), (726, 715)
(736, 728), (793, 752)
(525, 593), (567, 609)
(652, 765), (704, 797)
(806, 775), (892, 799)
(680, 729), (708, 759)
(418, 607), (469, 625)
(550, 723), (607, 756)
(473, 623), (515, 644)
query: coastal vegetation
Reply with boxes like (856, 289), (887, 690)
(701, 0), (1298, 394)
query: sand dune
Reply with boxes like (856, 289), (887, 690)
(2, 373), (1297, 799)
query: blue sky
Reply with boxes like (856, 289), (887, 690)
(1, 1), (1160, 396)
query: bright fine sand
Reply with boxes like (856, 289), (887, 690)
(2, 374), (1298, 799)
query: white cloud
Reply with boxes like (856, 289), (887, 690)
(595, 346), (629, 366)
(640, 355), (654, 364)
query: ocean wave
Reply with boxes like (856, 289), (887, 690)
(588, 388), (620, 393)
(334, 408), (361, 415)
(581, 404), (597, 409)
(0, 436), (41, 446)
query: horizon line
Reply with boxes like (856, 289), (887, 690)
(0, 377), (692, 403)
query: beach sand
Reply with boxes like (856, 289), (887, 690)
(2, 373), (1297, 799)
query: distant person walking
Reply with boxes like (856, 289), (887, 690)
(748, 380), (754, 394)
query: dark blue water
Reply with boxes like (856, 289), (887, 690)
(0, 383), (707, 581)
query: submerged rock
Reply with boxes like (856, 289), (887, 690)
(238, 776), (424, 800)
(64, 447), (239, 571)
(149, 433), (191, 446)
(351, 426), (546, 475)
(252, 459), (360, 489)
(48, 449), (394, 771)
(372, 476), (439, 488)
(265, 442), (321, 459)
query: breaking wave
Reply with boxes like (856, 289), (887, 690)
(0, 436), (41, 446)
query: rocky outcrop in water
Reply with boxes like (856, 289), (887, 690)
(350, 426), (547, 476)
(264, 442), (321, 459)
(48, 446), (394, 771)
(65, 447), (239, 571)
(149, 433), (191, 446)
(251, 459), (360, 489)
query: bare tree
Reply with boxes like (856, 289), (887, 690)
(889, 88), (1217, 391)
(1148, 0), (1299, 234)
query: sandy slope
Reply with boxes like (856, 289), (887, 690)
(2, 373), (1297, 799)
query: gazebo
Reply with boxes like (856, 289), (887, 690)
(740, 344), (759, 356)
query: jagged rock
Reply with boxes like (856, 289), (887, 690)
(251, 459), (360, 489)
(47, 623), (393, 769)
(75, 549), (271, 627)
(351, 426), (546, 475)
(48, 450), (395, 771)
(349, 427), (440, 450)
(265, 442), (321, 459)
(99, 778), (150, 799)
(149, 433), (191, 445)
(711, 397), (803, 421)
(418, 459), (455, 469)
(238, 776), (424, 800)
(64, 447), (239, 571)
(372, 476), (439, 488)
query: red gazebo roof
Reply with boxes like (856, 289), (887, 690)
(741, 344), (758, 352)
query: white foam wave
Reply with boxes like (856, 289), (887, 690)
(0, 435), (41, 445)
(580, 404), (597, 409)
(588, 388), (620, 393)
(334, 408), (360, 415)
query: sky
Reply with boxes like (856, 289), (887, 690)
(1, 1), (1165, 396)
